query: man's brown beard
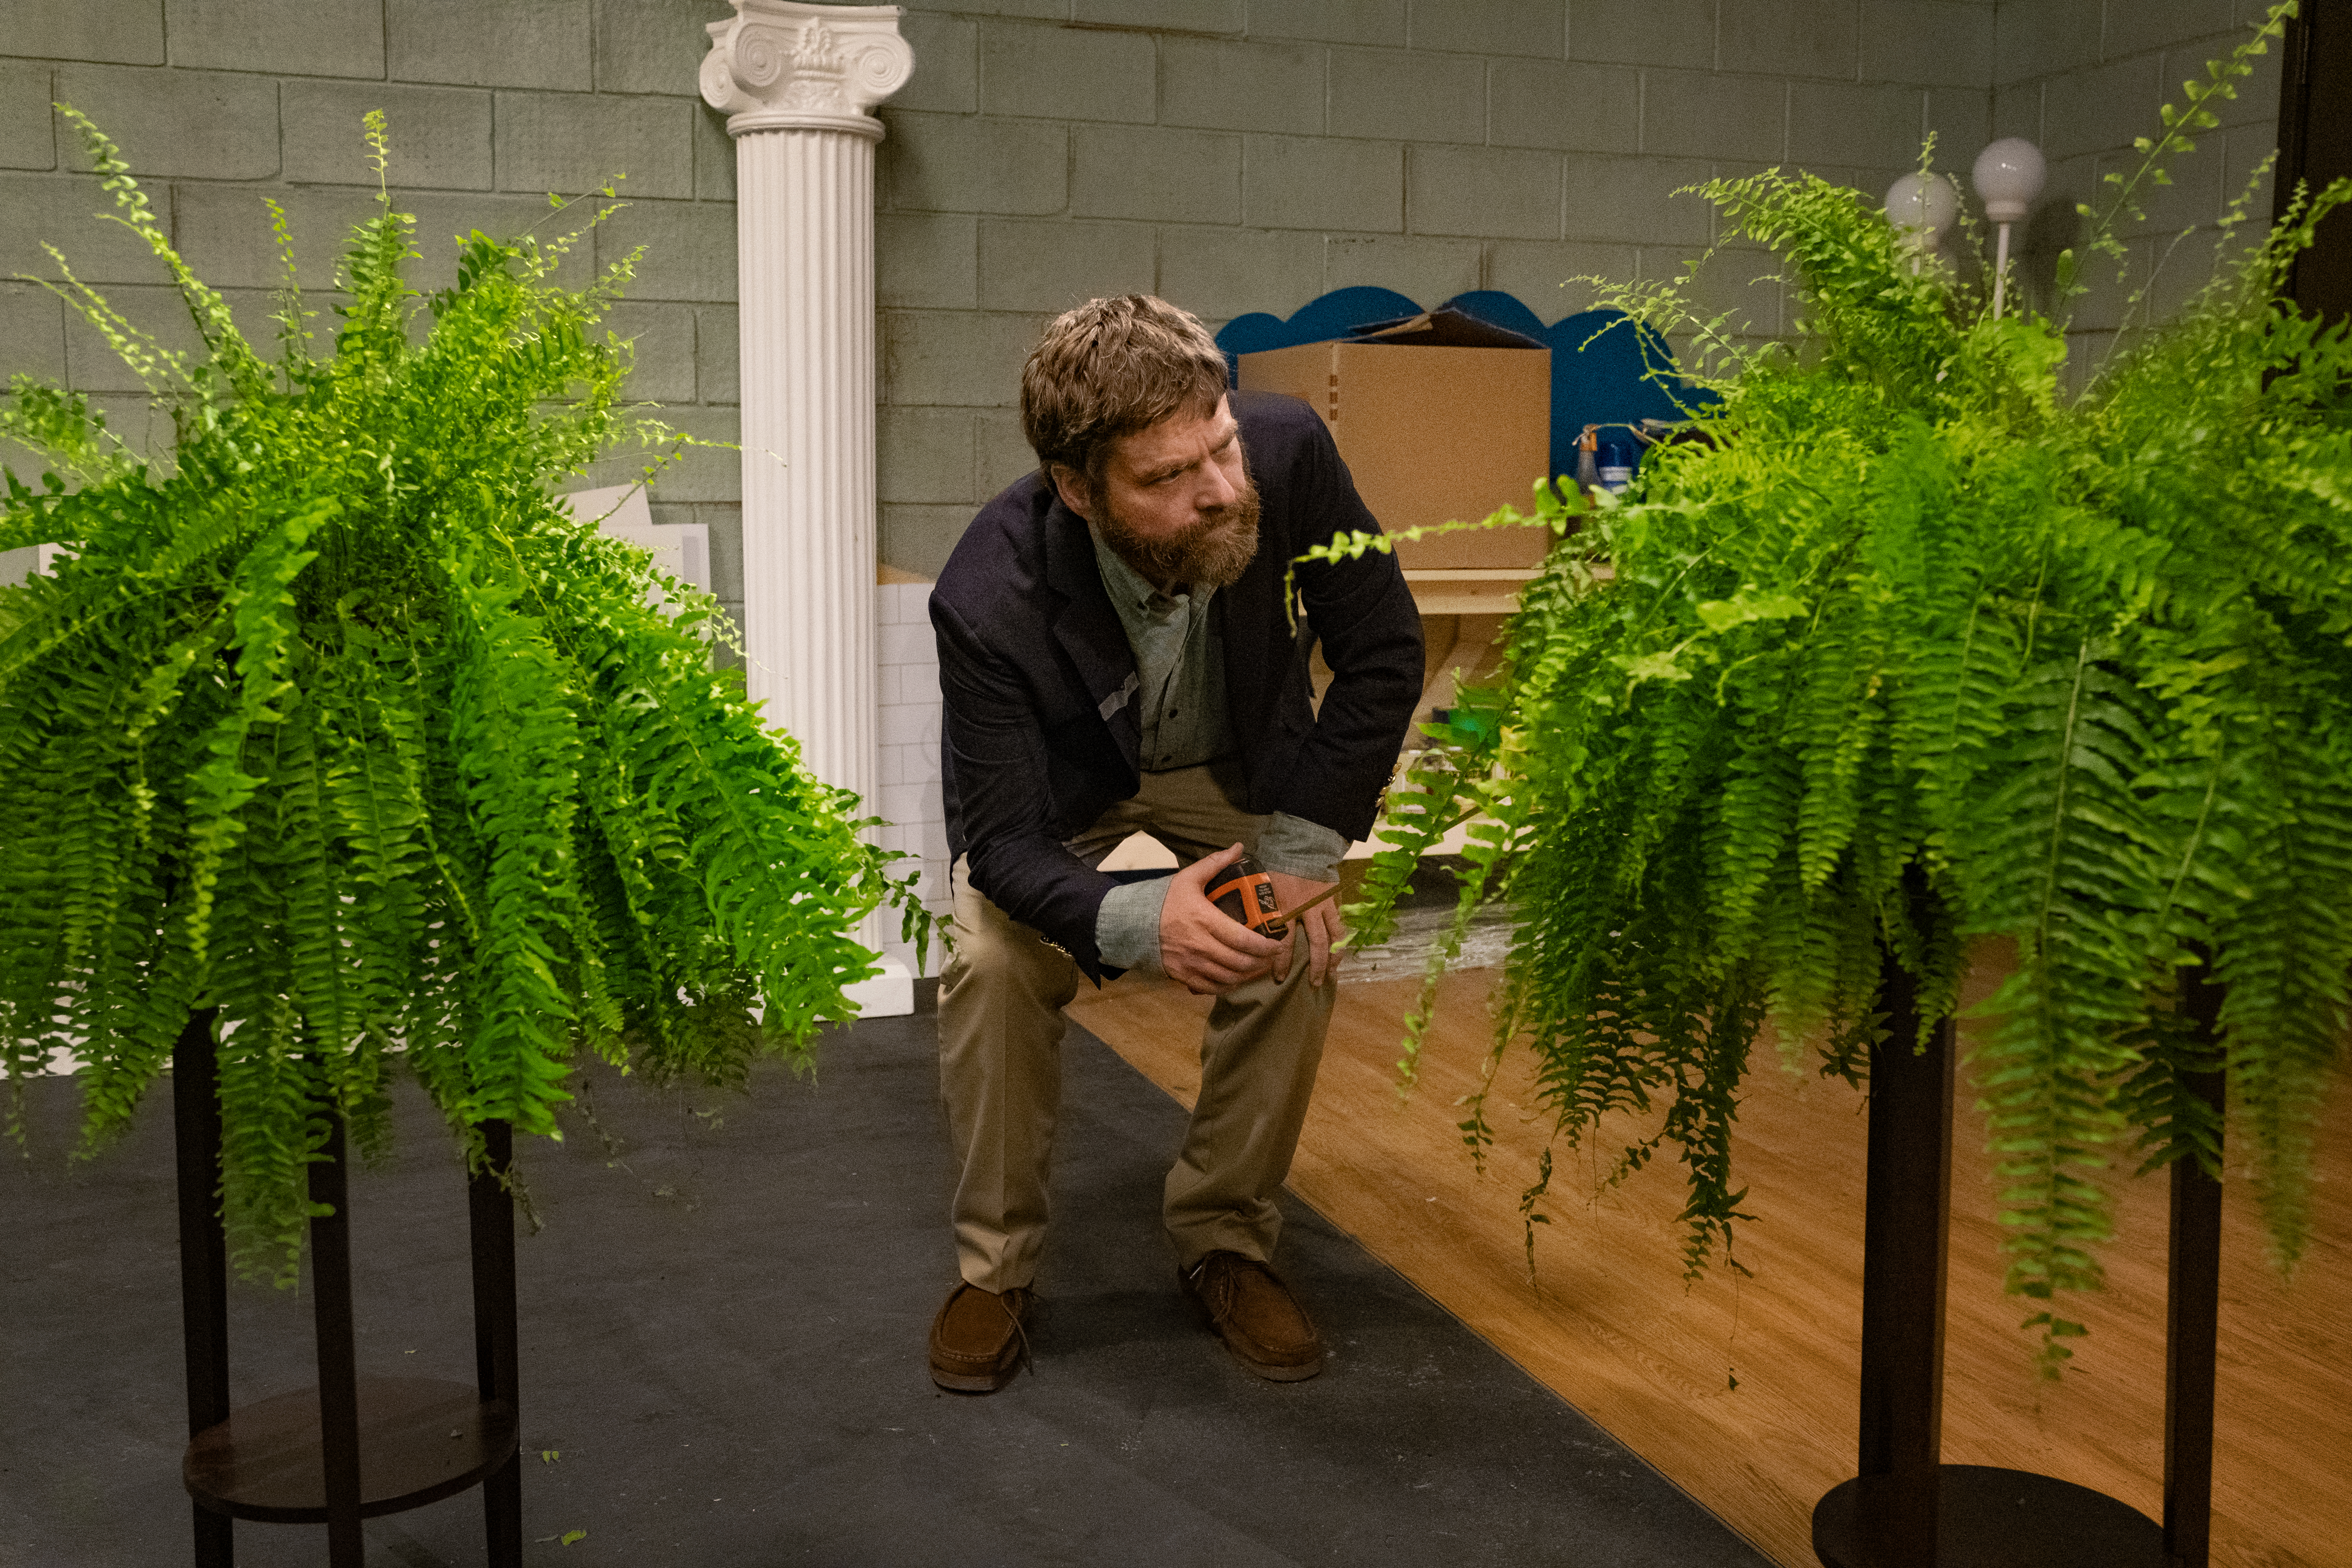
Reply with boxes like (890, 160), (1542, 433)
(1097, 477), (1262, 592)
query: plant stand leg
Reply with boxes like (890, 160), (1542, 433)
(470, 1120), (522, 1568)
(1852, 948), (1956, 1563)
(308, 1111), (365, 1568)
(2164, 966), (2227, 1568)
(172, 1011), (234, 1568)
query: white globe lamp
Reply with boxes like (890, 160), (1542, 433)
(1884, 172), (1959, 272)
(1972, 138), (2046, 317)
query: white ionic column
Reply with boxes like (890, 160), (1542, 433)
(702, 1), (915, 1012)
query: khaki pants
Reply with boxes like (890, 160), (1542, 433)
(938, 763), (1336, 1292)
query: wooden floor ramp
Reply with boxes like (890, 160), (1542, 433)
(1068, 951), (2351, 1568)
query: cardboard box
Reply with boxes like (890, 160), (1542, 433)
(1237, 311), (1551, 571)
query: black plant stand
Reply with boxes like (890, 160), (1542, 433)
(1810, 947), (2227, 1568)
(171, 1015), (523, 1567)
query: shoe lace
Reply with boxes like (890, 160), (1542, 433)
(1002, 1288), (1035, 1377)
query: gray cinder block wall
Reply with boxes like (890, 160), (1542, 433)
(0, 0), (2290, 594)
(1989, 0), (2284, 383)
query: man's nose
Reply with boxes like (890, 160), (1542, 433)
(1196, 458), (1239, 509)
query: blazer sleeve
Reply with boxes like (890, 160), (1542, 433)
(1266, 414), (1426, 842)
(931, 591), (1119, 978)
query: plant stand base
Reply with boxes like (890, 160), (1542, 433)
(1813, 1465), (2164, 1568)
(184, 1376), (518, 1524)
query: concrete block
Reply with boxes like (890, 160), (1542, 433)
(1073, 125), (1240, 225)
(879, 211), (979, 309)
(386, 0), (592, 91)
(1074, 0), (1244, 31)
(1323, 235), (1481, 307)
(880, 406), (977, 504)
(2041, 53), (2162, 159)
(883, 308), (1048, 407)
(1789, 82), (1927, 171)
(282, 82), (494, 190)
(979, 22), (1153, 124)
(61, 281), (206, 394)
(2096, 140), (2227, 235)
(7, 1), (164, 66)
(2115, 0), (2237, 57)
(171, 182), (382, 290)
(1924, 87), (1990, 166)
(1, 63), (54, 172)
(880, 112), (1066, 217)
(637, 403), (739, 504)
(592, 0), (711, 96)
(2219, 126), (2274, 229)
(1242, 134), (1401, 231)
(701, 501), (743, 604)
(166, 0), (385, 78)
(1155, 224), (1324, 322)
(1408, 0), (1566, 59)
(1718, 0), (1859, 80)
(1245, 0), (1405, 47)
(1563, 154), (1713, 245)
(596, 198), (735, 302)
(1568, 0), (1716, 68)
(1858, 0), (1996, 88)
(880, 619), (936, 668)
(604, 301), (696, 403)
(1159, 38), (1323, 136)
(497, 92), (693, 201)
(2169, 35), (2282, 131)
(894, 12), (979, 114)
(1992, 79), (2038, 143)
(978, 218), (1154, 313)
(879, 780), (934, 829)
(880, 699), (943, 749)
(1409, 144), (1561, 239)
(904, 0), (1060, 18)
(1641, 71), (1785, 163)
(54, 66), (278, 181)
(0, 282), (67, 385)
(695, 305), (738, 403)
(972, 409), (1037, 500)
(881, 500), (971, 580)
(1669, 242), (1781, 335)
(1329, 48), (1484, 143)
(396, 190), (597, 291)
(1487, 59), (1639, 154)
(0, 175), (173, 284)
(1992, 0), (2101, 87)
(1482, 238), (1639, 314)
(694, 107), (735, 201)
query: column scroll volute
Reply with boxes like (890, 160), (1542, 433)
(700, 0), (913, 139)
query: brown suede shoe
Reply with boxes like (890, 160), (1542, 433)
(928, 1282), (1033, 1393)
(1180, 1251), (1324, 1382)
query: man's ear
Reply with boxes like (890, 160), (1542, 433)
(1049, 464), (1097, 524)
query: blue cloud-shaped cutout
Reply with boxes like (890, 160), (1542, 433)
(1216, 287), (1709, 483)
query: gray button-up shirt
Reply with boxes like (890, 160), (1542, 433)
(1087, 529), (1347, 971)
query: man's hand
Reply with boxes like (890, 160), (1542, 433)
(1265, 868), (1345, 988)
(1160, 844), (1285, 996)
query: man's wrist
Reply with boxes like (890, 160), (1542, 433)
(1256, 812), (1346, 883)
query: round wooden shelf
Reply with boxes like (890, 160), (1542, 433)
(1813, 1464), (2165, 1568)
(183, 1375), (518, 1524)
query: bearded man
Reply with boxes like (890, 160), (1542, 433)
(924, 295), (1424, 1392)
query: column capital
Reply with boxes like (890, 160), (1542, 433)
(700, 1), (912, 140)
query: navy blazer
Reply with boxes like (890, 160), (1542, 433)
(931, 389), (1426, 982)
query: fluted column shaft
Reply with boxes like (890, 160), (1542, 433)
(735, 124), (879, 802)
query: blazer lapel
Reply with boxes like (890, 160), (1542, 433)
(1044, 499), (1142, 774)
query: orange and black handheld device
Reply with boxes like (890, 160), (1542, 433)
(1205, 853), (1289, 940)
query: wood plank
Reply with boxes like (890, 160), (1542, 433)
(1068, 950), (2350, 1568)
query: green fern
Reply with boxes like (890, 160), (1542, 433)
(1, 111), (925, 1280)
(1325, 4), (2349, 1369)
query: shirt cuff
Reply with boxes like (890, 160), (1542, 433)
(1255, 812), (1347, 883)
(1095, 876), (1172, 972)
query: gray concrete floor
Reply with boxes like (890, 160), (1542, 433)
(4, 1010), (1771, 1567)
